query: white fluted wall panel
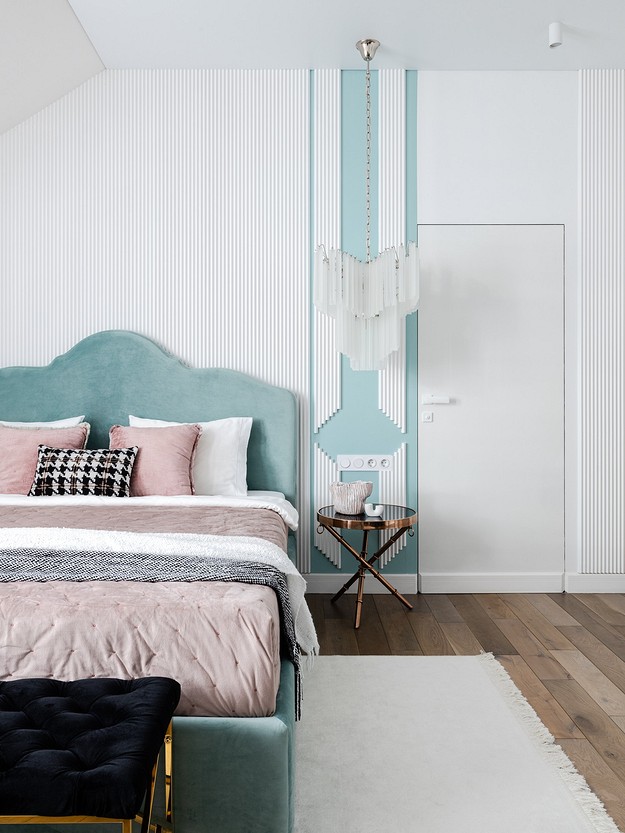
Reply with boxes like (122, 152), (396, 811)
(313, 69), (341, 432)
(378, 443), (408, 567)
(0, 68), (311, 568)
(378, 69), (407, 432)
(579, 70), (625, 574)
(379, 328), (406, 432)
(314, 444), (341, 567)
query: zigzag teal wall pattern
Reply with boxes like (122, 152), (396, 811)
(310, 69), (418, 579)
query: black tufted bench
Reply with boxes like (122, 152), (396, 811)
(0, 677), (180, 833)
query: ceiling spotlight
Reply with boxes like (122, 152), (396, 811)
(549, 21), (562, 48)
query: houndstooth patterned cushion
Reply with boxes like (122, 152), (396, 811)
(29, 445), (138, 497)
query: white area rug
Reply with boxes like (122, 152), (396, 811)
(295, 655), (619, 833)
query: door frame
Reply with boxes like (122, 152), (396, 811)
(416, 223), (567, 593)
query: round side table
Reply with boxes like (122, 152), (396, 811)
(316, 504), (417, 629)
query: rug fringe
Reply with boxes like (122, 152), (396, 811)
(478, 652), (620, 833)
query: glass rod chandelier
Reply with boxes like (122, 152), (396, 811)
(314, 38), (419, 372)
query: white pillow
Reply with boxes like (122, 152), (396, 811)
(0, 415), (86, 428)
(128, 415), (252, 496)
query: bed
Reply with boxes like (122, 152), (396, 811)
(0, 330), (312, 833)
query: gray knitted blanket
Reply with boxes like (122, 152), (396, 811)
(0, 543), (301, 716)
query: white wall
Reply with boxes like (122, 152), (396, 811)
(417, 72), (578, 226)
(0, 68), (312, 569)
(0, 67), (604, 586)
(574, 69), (625, 590)
(417, 70), (579, 579)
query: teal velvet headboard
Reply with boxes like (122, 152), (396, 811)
(0, 331), (298, 506)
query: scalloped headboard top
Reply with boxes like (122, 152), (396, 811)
(0, 330), (298, 506)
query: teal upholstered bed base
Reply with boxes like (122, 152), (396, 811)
(0, 658), (294, 832)
(0, 331), (298, 833)
(162, 660), (295, 833)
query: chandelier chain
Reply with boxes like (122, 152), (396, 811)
(365, 57), (371, 264)
(313, 38), (420, 371)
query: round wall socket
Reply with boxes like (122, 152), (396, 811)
(336, 454), (393, 471)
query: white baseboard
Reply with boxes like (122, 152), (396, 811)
(303, 573), (419, 595)
(304, 572), (625, 595)
(565, 573), (625, 592)
(418, 572), (564, 594)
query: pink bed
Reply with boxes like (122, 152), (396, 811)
(0, 498), (299, 716)
(0, 330), (311, 833)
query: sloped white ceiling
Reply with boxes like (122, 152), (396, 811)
(68, 0), (625, 70)
(0, 0), (103, 134)
(3, 0), (625, 135)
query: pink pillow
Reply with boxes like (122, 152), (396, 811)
(109, 424), (201, 496)
(0, 423), (90, 494)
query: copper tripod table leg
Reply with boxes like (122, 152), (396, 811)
(348, 531), (368, 628)
(321, 524), (414, 623)
(330, 526), (412, 604)
(354, 566), (366, 629)
(331, 530), (369, 603)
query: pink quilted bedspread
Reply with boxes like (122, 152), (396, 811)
(0, 504), (288, 716)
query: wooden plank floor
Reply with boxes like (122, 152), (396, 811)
(308, 592), (625, 830)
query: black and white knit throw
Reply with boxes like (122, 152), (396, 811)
(0, 547), (302, 718)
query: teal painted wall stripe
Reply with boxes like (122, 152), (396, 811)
(310, 68), (418, 576)
(406, 69), (419, 572)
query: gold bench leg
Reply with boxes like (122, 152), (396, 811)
(164, 723), (174, 825)
(0, 724), (174, 833)
(138, 754), (161, 833)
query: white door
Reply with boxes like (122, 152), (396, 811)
(417, 225), (564, 592)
